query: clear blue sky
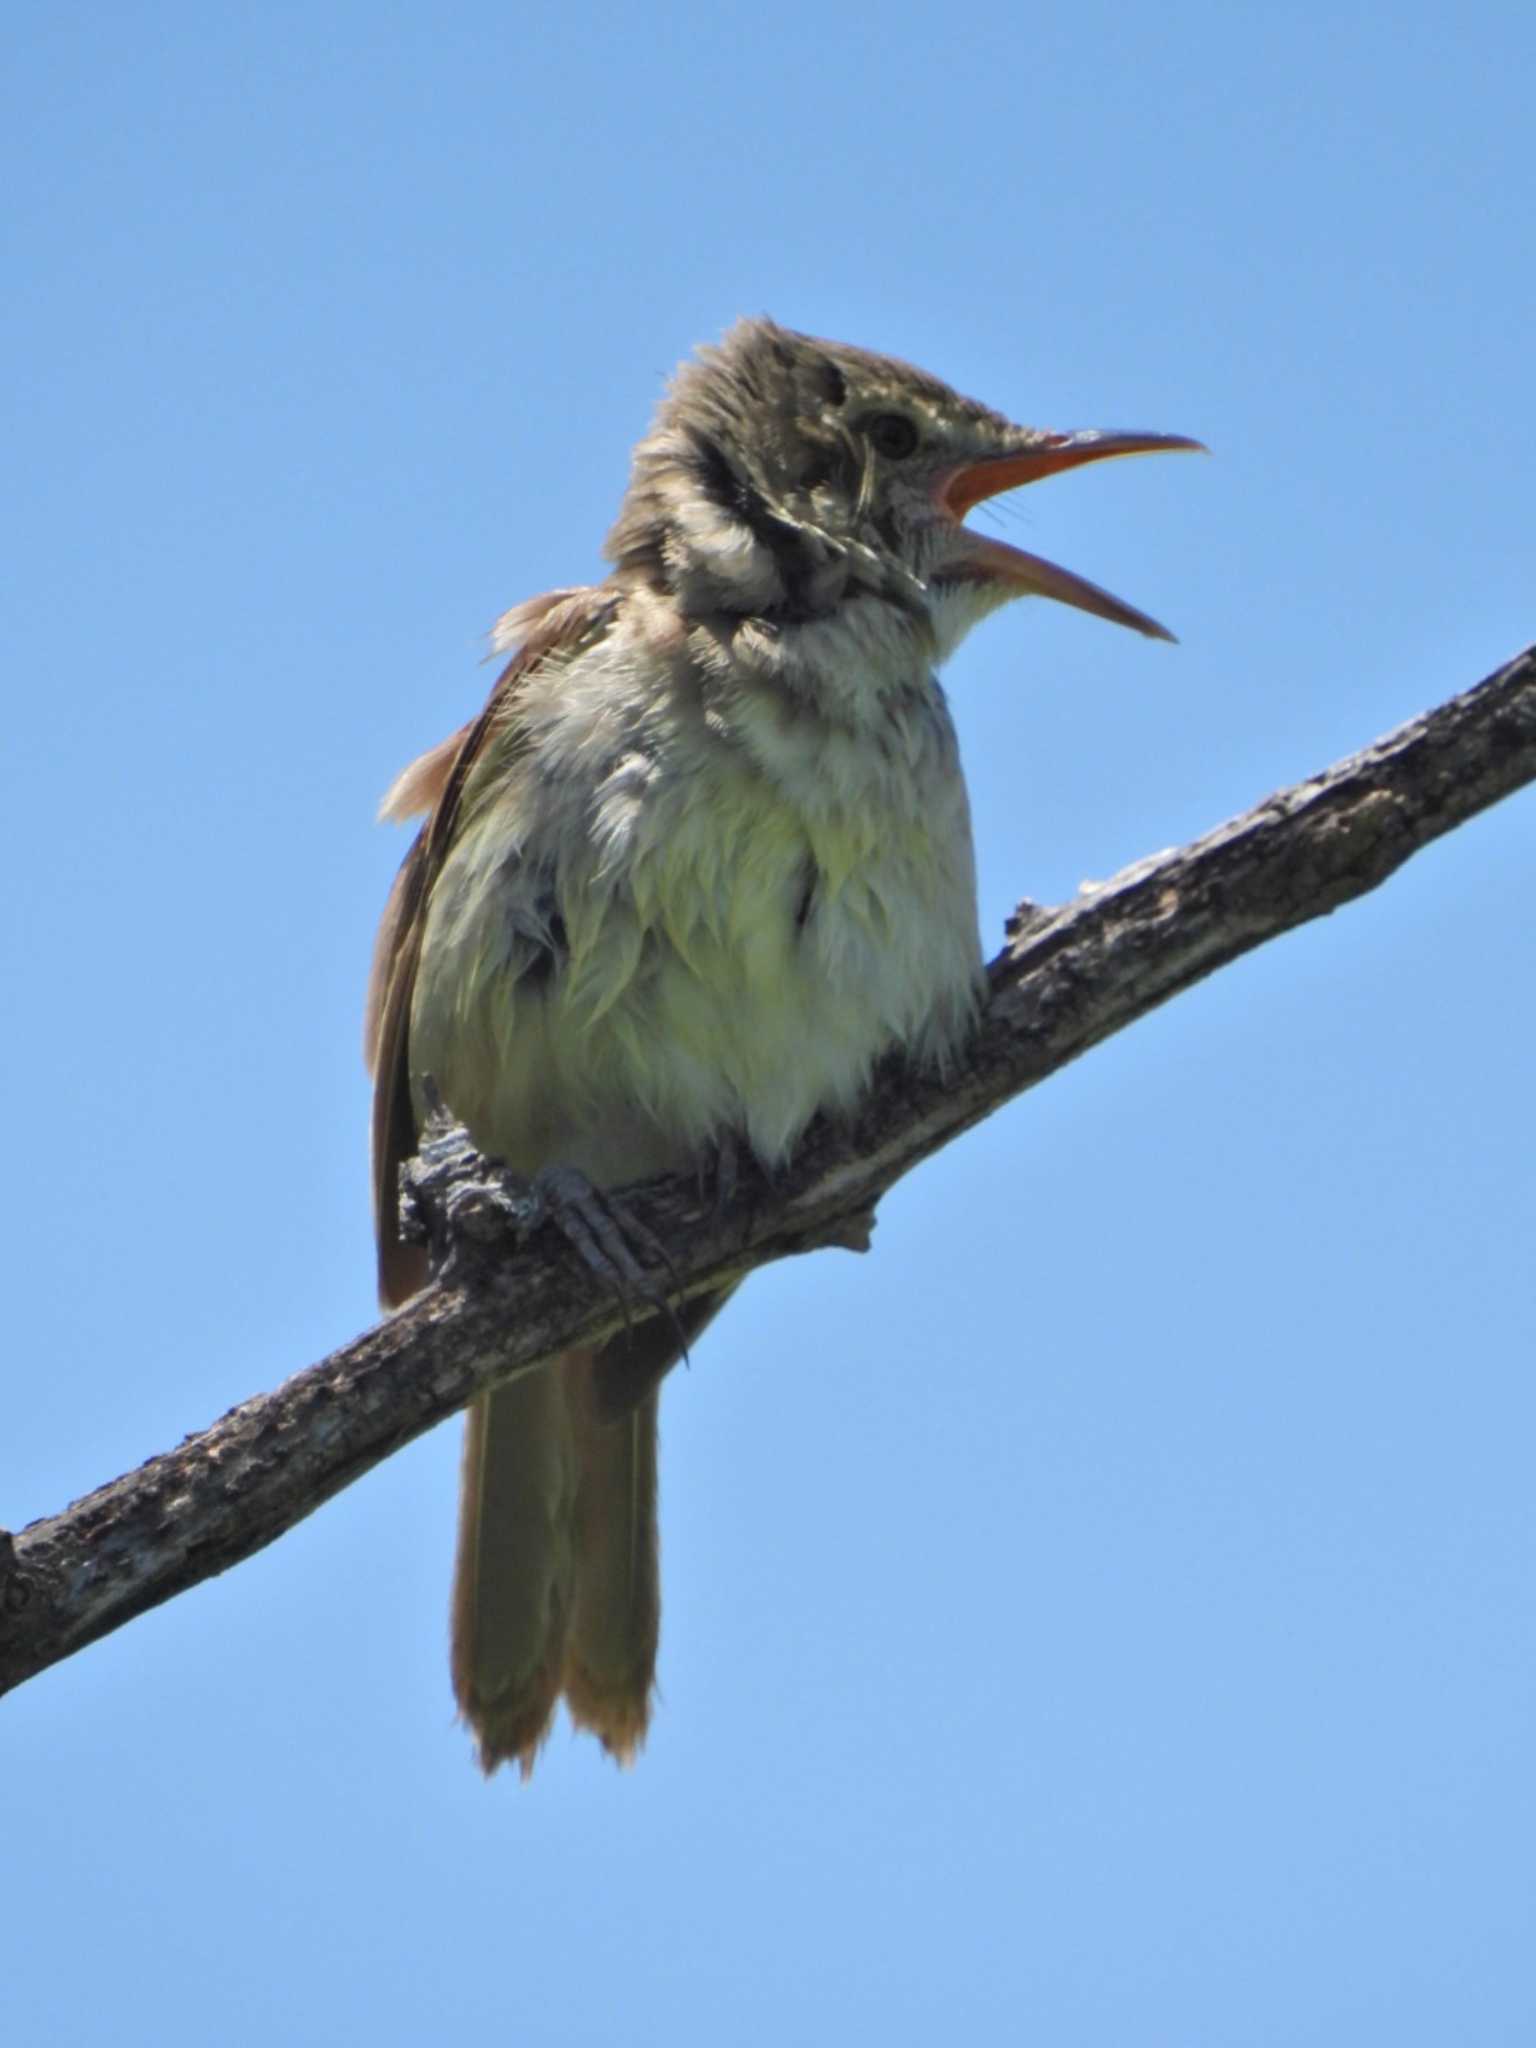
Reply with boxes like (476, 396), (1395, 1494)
(6, 4), (1534, 2042)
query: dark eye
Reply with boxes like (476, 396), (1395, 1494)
(866, 413), (920, 460)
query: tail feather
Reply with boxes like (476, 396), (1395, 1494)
(450, 1363), (580, 1776)
(562, 1362), (660, 1762)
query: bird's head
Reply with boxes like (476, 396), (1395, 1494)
(606, 317), (1200, 657)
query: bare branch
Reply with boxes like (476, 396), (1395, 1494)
(4, 641), (1533, 1698)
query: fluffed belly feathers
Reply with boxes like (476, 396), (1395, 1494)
(409, 683), (985, 1187)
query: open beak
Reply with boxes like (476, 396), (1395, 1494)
(940, 429), (1205, 641)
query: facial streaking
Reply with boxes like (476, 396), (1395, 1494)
(605, 318), (1202, 659)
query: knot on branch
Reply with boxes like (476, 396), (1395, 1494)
(398, 1079), (543, 1277)
(0, 1529), (34, 1616)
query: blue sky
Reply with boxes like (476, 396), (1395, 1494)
(5, 3), (1534, 2042)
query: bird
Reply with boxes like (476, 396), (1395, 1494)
(365, 317), (1198, 1776)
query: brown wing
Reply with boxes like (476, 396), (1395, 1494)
(366, 586), (620, 1307)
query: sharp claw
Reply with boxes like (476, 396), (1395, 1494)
(698, 1130), (743, 1217)
(594, 1184), (693, 1364)
(529, 1165), (686, 1352)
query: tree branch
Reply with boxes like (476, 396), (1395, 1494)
(4, 642), (1533, 1698)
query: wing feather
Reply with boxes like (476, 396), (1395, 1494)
(367, 586), (619, 1306)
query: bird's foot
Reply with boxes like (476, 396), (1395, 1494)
(695, 1129), (756, 1225)
(527, 1163), (684, 1344)
(400, 1082), (684, 1345)
(693, 1127), (876, 1254)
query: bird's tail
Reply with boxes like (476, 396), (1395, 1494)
(450, 1352), (659, 1775)
(561, 1357), (660, 1760)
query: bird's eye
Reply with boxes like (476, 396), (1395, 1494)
(866, 413), (920, 460)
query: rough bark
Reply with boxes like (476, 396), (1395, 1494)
(3, 642), (1533, 1698)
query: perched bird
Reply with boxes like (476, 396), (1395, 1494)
(366, 318), (1197, 1775)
